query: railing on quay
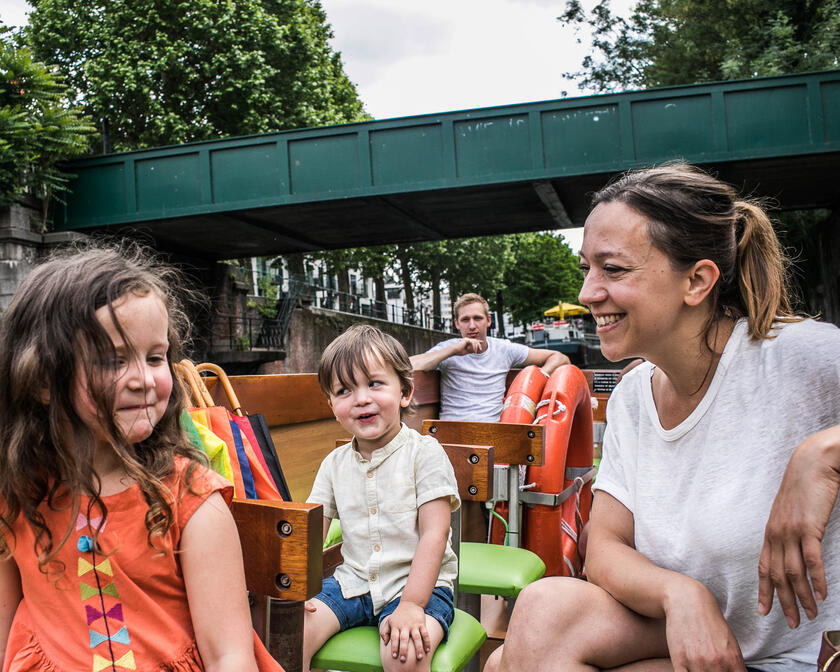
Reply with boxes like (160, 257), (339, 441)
(286, 278), (456, 334)
(211, 315), (284, 353)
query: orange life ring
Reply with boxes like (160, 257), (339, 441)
(522, 365), (594, 577)
(489, 365), (549, 545)
(499, 365), (550, 424)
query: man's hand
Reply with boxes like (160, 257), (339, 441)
(454, 338), (486, 356)
(380, 600), (430, 662)
(758, 425), (840, 627)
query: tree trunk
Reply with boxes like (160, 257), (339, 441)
(448, 285), (456, 329)
(431, 265), (442, 330)
(337, 268), (351, 312)
(396, 246), (415, 323)
(374, 276), (386, 319)
(495, 290), (506, 338)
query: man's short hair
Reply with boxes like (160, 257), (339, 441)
(317, 324), (415, 416)
(453, 293), (490, 320)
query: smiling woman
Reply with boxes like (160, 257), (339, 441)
(487, 164), (840, 672)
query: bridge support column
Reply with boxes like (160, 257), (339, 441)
(0, 203), (42, 312)
(817, 209), (840, 327)
(0, 202), (88, 312)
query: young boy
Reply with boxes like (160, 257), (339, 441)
(304, 325), (460, 672)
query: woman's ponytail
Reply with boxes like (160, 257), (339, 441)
(735, 201), (796, 338)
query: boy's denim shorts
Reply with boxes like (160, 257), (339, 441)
(314, 576), (455, 641)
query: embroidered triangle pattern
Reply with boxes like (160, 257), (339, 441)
(78, 558), (113, 578)
(80, 581), (120, 600)
(92, 651), (136, 672)
(76, 513), (105, 532)
(86, 603), (124, 625)
(89, 625), (130, 648)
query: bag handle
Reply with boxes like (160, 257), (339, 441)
(819, 631), (840, 672)
(195, 362), (244, 417)
(177, 359), (215, 408)
(173, 361), (208, 408)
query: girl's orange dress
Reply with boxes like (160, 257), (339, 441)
(2, 458), (282, 671)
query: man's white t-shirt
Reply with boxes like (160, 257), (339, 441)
(429, 336), (529, 421)
(594, 318), (840, 672)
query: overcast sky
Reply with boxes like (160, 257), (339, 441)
(1, 0), (637, 251)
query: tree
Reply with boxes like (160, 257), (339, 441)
(558, 0), (840, 319)
(0, 31), (93, 214)
(502, 232), (583, 326)
(559, 0), (840, 93)
(25, 0), (367, 152)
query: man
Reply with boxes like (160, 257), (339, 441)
(410, 293), (568, 421)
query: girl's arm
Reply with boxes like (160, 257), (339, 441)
(758, 424), (840, 627)
(586, 492), (746, 672)
(380, 497), (450, 663)
(181, 492), (258, 672)
(0, 555), (22, 663)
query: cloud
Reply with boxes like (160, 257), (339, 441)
(323, 2), (452, 83)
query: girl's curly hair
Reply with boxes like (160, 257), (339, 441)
(0, 242), (206, 572)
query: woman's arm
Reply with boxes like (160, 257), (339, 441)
(0, 556), (22, 663)
(181, 492), (258, 672)
(758, 424), (840, 627)
(587, 492), (745, 671)
(380, 497), (450, 662)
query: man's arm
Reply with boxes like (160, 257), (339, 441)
(522, 347), (569, 376)
(410, 339), (485, 372)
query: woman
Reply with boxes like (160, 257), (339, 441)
(486, 164), (840, 672)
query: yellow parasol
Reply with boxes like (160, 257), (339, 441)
(543, 302), (590, 319)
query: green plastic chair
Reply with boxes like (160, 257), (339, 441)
(458, 542), (545, 598)
(310, 608), (486, 672)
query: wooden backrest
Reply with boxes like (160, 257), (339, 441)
(231, 499), (324, 602)
(421, 420), (544, 466)
(441, 443), (493, 502)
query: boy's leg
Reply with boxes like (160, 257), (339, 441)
(302, 597), (341, 672)
(380, 614), (444, 672)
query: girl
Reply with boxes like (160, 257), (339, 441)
(0, 246), (280, 671)
(487, 164), (840, 672)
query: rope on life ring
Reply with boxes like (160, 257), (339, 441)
(521, 365), (595, 577)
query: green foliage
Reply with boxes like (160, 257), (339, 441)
(290, 231), (582, 329)
(559, 0), (840, 93)
(0, 32), (93, 209)
(25, 0), (368, 152)
(502, 232), (582, 326)
(444, 236), (513, 302)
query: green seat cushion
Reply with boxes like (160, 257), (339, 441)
(324, 518), (343, 548)
(310, 608), (486, 672)
(458, 542), (546, 597)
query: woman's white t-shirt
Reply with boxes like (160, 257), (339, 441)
(594, 318), (840, 671)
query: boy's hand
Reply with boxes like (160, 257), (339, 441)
(304, 600), (318, 613)
(380, 600), (430, 662)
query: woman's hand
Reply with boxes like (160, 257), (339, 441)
(664, 576), (746, 672)
(758, 425), (840, 628)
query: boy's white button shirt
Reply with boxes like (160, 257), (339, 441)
(308, 424), (460, 612)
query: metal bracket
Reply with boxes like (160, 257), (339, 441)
(518, 466), (597, 507)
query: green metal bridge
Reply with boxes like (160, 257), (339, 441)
(55, 70), (840, 259)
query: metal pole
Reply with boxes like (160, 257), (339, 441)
(507, 466), (521, 548)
